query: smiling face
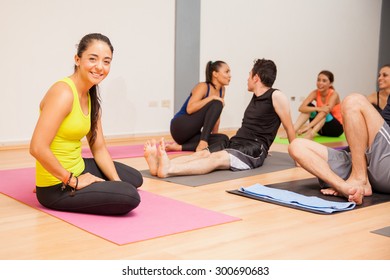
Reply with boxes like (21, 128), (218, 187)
(316, 73), (332, 93)
(378, 66), (390, 91)
(75, 40), (112, 86)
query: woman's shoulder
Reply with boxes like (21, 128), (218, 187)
(42, 79), (74, 105)
(366, 91), (378, 103)
(191, 82), (208, 96)
(193, 82), (208, 90)
(307, 89), (318, 98)
(51, 80), (74, 96)
(330, 88), (340, 96)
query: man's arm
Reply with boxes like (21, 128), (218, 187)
(272, 90), (296, 143)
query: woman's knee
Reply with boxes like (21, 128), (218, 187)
(114, 181), (141, 213)
(115, 162), (143, 188)
(208, 99), (224, 112)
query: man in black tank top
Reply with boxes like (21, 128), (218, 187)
(144, 59), (296, 177)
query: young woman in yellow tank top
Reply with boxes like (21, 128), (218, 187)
(30, 33), (142, 215)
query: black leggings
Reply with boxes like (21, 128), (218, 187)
(36, 158), (143, 215)
(308, 103), (344, 137)
(309, 115), (344, 137)
(170, 100), (229, 151)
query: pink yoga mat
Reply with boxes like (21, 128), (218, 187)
(0, 168), (239, 245)
(82, 144), (190, 159)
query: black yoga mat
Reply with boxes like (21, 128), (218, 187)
(141, 151), (296, 187)
(227, 177), (390, 214)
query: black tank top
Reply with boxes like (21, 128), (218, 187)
(372, 91), (382, 113)
(232, 88), (281, 151)
(381, 94), (390, 126)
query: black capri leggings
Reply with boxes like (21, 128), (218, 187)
(308, 103), (344, 137)
(35, 158), (142, 215)
(170, 100), (229, 151)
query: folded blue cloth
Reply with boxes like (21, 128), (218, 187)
(239, 183), (356, 214)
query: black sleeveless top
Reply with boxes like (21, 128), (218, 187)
(372, 91), (382, 113)
(381, 94), (390, 126)
(231, 88), (281, 152)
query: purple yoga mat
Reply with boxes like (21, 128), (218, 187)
(0, 168), (239, 245)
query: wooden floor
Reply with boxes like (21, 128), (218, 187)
(1, 131), (389, 260)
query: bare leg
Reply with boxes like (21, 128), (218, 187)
(294, 113), (311, 134)
(157, 138), (230, 178)
(303, 128), (316, 140)
(340, 94), (384, 199)
(280, 112), (310, 138)
(303, 118), (325, 139)
(143, 139), (158, 176)
(288, 138), (365, 204)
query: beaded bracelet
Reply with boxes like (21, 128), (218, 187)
(70, 176), (79, 197)
(61, 172), (73, 191)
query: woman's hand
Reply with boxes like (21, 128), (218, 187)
(297, 124), (311, 135)
(318, 105), (331, 114)
(75, 172), (105, 190)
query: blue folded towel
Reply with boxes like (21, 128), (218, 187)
(239, 183), (356, 214)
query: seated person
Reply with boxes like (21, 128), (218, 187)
(144, 58), (295, 177)
(166, 61), (231, 152)
(280, 70), (343, 140)
(366, 64), (390, 113)
(30, 33), (142, 215)
(289, 74), (390, 205)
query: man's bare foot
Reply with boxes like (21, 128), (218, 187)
(165, 142), (182, 152)
(157, 138), (170, 178)
(345, 178), (372, 205)
(347, 187), (365, 205)
(320, 187), (339, 196)
(327, 178), (372, 205)
(144, 139), (158, 176)
(196, 140), (208, 152)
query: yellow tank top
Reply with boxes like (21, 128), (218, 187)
(36, 77), (91, 187)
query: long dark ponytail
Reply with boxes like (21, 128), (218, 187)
(74, 33), (114, 147)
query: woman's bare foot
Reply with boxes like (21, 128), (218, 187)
(157, 139), (171, 178)
(303, 129), (316, 140)
(196, 140), (208, 152)
(278, 132), (288, 139)
(165, 142), (182, 152)
(144, 139), (158, 176)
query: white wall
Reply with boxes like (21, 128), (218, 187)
(0, 0), (382, 144)
(0, 0), (175, 144)
(200, 0), (382, 128)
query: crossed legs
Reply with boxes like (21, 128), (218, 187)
(288, 93), (381, 204)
